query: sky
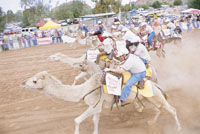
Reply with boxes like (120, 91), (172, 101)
(0, 0), (137, 13)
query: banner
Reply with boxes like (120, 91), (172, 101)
(37, 37), (52, 45)
(106, 73), (122, 96)
(86, 49), (99, 62)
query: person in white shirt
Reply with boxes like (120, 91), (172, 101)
(96, 31), (114, 64)
(104, 47), (146, 104)
(165, 19), (176, 37)
(126, 36), (151, 64)
(141, 22), (155, 48)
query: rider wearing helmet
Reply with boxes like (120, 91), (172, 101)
(140, 22), (155, 49)
(165, 19), (176, 37)
(104, 47), (146, 105)
(91, 20), (104, 42)
(96, 31), (114, 64)
(126, 36), (151, 64)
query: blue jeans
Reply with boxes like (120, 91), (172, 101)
(148, 32), (155, 47)
(140, 58), (148, 64)
(120, 71), (146, 101)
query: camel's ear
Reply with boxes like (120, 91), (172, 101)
(36, 71), (48, 80)
(41, 71), (48, 80)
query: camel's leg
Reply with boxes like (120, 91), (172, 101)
(147, 106), (161, 125)
(93, 113), (100, 134)
(134, 101), (144, 113)
(74, 98), (104, 134)
(72, 72), (88, 86)
(147, 87), (181, 131)
(163, 100), (182, 131)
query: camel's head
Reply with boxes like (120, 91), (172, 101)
(48, 53), (64, 61)
(21, 71), (49, 90)
(78, 60), (89, 71)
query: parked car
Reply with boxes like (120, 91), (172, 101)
(66, 19), (72, 24)
(60, 20), (68, 26)
(73, 19), (79, 24)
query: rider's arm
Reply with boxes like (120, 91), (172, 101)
(105, 68), (125, 74)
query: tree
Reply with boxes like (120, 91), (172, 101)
(6, 10), (16, 23)
(188, 0), (200, 9)
(173, 0), (182, 6)
(20, 0), (50, 27)
(0, 7), (6, 32)
(15, 11), (23, 22)
(152, 1), (161, 9)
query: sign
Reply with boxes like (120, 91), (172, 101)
(106, 73), (122, 96)
(86, 49), (99, 62)
(37, 37), (52, 45)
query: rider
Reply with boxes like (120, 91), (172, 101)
(140, 22), (155, 49)
(165, 19), (176, 37)
(126, 36), (151, 64)
(91, 20), (104, 42)
(105, 47), (146, 105)
(96, 31), (114, 64)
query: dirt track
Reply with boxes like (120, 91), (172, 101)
(0, 31), (200, 134)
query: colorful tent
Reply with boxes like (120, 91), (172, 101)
(39, 20), (61, 30)
(37, 20), (47, 28)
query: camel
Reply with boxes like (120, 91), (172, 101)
(156, 30), (182, 48)
(48, 53), (86, 67)
(21, 71), (181, 134)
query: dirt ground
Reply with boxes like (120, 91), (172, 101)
(0, 31), (200, 134)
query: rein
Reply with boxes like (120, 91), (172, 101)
(83, 86), (102, 108)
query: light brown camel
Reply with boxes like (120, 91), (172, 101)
(21, 71), (181, 134)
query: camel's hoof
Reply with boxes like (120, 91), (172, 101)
(136, 107), (144, 113)
(177, 126), (182, 132)
(147, 120), (155, 126)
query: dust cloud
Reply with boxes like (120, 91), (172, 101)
(150, 30), (200, 134)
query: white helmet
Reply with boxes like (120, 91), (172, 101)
(98, 20), (102, 24)
(128, 36), (141, 43)
(165, 19), (170, 23)
(116, 48), (129, 57)
(141, 22), (147, 27)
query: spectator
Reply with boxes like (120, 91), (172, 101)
(8, 35), (14, 49)
(22, 35), (27, 48)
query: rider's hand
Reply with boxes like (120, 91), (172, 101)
(104, 68), (111, 72)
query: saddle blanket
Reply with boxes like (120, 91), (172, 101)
(99, 55), (113, 63)
(162, 29), (171, 36)
(102, 72), (154, 97)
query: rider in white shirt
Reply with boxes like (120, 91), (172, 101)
(104, 47), (146, 104)
(140, 22), (155, 49)
(166, 19), (176, 37)
(126, 36), (151, 64)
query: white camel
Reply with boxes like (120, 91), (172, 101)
(21, 71), (181, 134)
(48, 53), (86, 67)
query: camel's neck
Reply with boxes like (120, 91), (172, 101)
(43, 74), (101, 102)
(59, 55), (71, 64)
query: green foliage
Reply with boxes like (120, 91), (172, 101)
(0, 7), (6, 32)
(15, 11), (23, 22)
(188, 0), (200, 9)
(52, 1), (91, 20)
(152, 1), (161, 9)
(173, 0), (182, 6)
(6, 10), (16, 23)
(93, 0), (122, 13)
